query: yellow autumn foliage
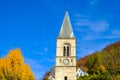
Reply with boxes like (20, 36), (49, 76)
(0, 49), (35, 80)
(99, 64), (106, 73)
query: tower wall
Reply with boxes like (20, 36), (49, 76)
(55, 39), (76, 80)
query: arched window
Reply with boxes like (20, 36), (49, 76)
(67, 46), (69, 56)
(63, 46), (66, 56)
(63, 43), (71, 56)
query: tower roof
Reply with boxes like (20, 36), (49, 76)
(58, 11), (75, 39)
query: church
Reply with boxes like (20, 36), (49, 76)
(55, 10), (76, 80)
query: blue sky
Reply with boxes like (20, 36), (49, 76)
(0, 0), (120, 79)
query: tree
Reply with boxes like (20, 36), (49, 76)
(0, 49), (35, 80)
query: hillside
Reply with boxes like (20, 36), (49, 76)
(77, 41), (120, 80)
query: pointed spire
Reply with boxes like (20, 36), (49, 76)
(58, 10), (75, 39)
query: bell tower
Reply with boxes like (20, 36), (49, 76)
(55, 10), (76, 80)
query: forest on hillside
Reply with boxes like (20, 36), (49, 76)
(0, 49), (35, 80)
(77, 41), (120, 80)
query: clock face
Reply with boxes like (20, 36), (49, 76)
(63, 59), (69, 65)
